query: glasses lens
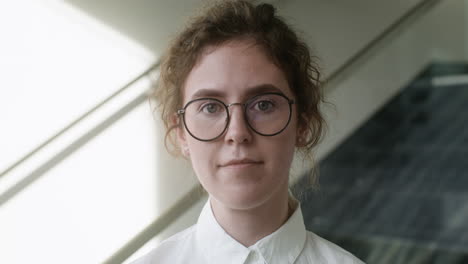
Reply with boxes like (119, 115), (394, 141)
(246, 94), (291, 135)
(183, 99), (228, 140)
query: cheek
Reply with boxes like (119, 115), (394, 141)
(275, 121), (298, 164)
(186, 141), (216, 178)
(261, 130), (297, 170)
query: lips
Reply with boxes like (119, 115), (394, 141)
(220, 158), (263, 167)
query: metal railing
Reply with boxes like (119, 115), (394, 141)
(0, 62), (160, 206)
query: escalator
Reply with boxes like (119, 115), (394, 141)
(295, 63), (468, 263)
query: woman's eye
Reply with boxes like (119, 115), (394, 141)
(201, 103), (221, 113)
(255, 100), (274, 111)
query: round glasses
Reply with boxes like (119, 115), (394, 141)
(177, 92), (295, 141)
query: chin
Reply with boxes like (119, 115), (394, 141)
(213, 186), (275, 211)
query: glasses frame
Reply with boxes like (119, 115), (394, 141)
(177, 92), (296, 142)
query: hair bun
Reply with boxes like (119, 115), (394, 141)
(256, 3), (276, 24)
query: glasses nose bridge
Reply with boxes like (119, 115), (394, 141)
(226, 102), (246, 109)
(226, 101), (249, 126)
(226, 102), (247, 115)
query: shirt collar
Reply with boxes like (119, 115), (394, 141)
(196, 195), (307, 264)
(196, 198), (251, 264)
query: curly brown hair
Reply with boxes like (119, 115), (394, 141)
(152, 0), (327, 185)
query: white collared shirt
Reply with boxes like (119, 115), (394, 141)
(132, 197), (364, 264)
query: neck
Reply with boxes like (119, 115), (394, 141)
(209, 188), (292, 247)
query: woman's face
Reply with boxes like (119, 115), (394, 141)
(177, 39), (301, 210)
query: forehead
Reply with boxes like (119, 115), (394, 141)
(182, 39), (291, 103)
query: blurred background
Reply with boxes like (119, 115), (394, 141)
(0, 0), (467, 263)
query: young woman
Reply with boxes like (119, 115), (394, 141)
(134, 1), (364, 263)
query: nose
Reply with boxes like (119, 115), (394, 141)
(224, 103), (253, 144)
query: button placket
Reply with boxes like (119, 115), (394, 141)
(249, 250), (266, 264)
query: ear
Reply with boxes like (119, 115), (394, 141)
(172, 113), (190, 157)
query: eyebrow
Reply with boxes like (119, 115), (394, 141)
(190, 84), (285, 100)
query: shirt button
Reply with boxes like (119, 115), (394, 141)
(251, 251), (258, 260)
(250, 251), (262, 263)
